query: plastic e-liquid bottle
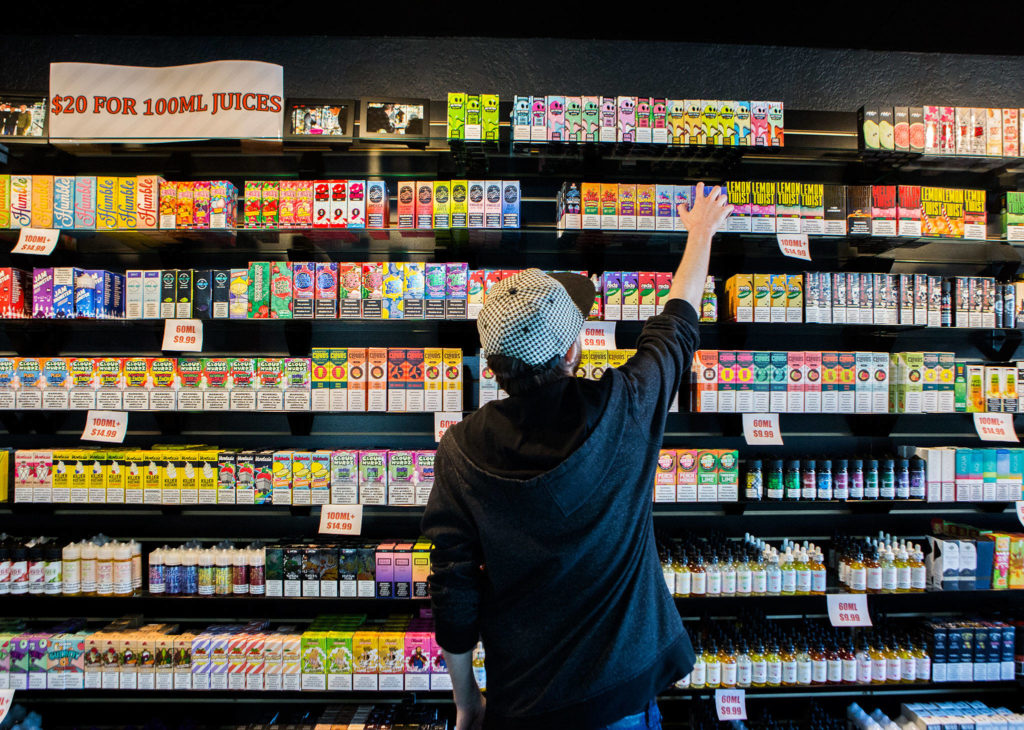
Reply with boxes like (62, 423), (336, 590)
(785, 460), (802, 500)
(864, 459), (880, 499)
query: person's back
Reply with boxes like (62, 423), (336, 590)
(422, 184), (733, 730)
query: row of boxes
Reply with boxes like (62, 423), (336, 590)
(0, 615), (451, 693)
(512, 97), (783, 145)
(0, 349), (464, 413)
(906, 446), (1024, 503)
(860, 105), (1021, 157)
(725, 273), (1016, 328)
(394, 180), (519, 229)
(925, 619), (1018, 683)
(12, 448), (436, 507)
(653, 449), (740, 503)
(558, 182), (989, 239)
(242, 180), (379, 229)
(445, 93), (500, 140)
(265, 540), (431, 599)
(928, 527), (1024, 593)
(898, 702), (1024, 729)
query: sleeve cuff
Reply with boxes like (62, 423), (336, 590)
(433, 620), (479, 655)
(662, 298), (700, 326)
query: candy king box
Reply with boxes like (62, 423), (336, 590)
(565, 96), (584, 142)
(243, 181), (262, 228)
(191, 180), (211, 229)
(269, 261), (293, 319)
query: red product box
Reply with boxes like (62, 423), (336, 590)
(192, 181), (211, 229)
(330, 180), (348, 228)
(397, 181), (415, 229)
(175, 181), (194, 229)
(260, 181), (279, 228)
(313, 181), (331, 228)
(0, 268), (30, 319)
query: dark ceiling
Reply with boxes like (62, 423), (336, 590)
(5, 2), (1023, 57)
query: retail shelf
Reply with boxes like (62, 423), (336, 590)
(659, 680), (1022, 701)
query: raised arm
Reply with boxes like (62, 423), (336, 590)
(668, 182), (734, 311)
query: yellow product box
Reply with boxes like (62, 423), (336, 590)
(328, 347), (348, 412)
(69, 451), (89, 504)
(104, 450), (126, 504)
(574, 349), (590, 380)
(377, 630), (405, 690)
(160, 450), (182, 505)
(122, 451), (145, 504)
(727, 274), (753, 323)
(769, 273), (787, 323)
(412, 540), (431, 598)
(325, 631), (354, 692)
(197, 449), (218, 505)
(442, 349), (463, 413)
(898, 352), (925, 414)
(607, 349), (631, 371)
(178, 450), (199, 505)
(352, 631), (379, 691)
(966, 364), (985, 413)
(424, 348), (443, 412)
(1008, 534), (1024, 589)
(300, 631), (327, 692)
(589, 350), (609, 381)
(786, 274), (803, 324)
(272, 450), (293, 505)
(753, 274), (771, 323)
(291, 451), (312, 506)
(311, 348), (331, 412)
(50, 449), (74, 503)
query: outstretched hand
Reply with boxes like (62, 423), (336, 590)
(676, 182), (733, 236)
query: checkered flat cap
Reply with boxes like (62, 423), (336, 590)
(477, 268), (594, 366)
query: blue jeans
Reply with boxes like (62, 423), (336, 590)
(599, 700), (662, 730)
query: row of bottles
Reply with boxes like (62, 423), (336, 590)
(148, 542), (266, 596)
(832, 533), (927, 594)
(658, 534), (828, 597)
(676, 616), (932, 689)
(0, 534), (142, 596)
(745, 456), (926, 501)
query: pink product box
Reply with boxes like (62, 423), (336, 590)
(404, 632), (432, 691)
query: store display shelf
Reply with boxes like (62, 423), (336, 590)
(659, 680), (1022, 701)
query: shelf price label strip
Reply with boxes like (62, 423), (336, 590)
(162, 319), (204, 352)
(12, 228), (60, 256)
(973, 413), (1018, 443)
(777, 232), (811, 261)
(827, 593), (872, 627)
(715, 689), (747, 721)
(742, 413), (783, 445)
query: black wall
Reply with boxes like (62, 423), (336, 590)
(3, 36), (1024, 110)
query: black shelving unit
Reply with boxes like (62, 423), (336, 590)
(2, 103), (1023, 727)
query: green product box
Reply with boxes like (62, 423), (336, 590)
(770, 351), (789, 413)
(697, 449), (719, 502)
(751, 351), (771, 412)
(325, 632), (354, 690)
(954, 362), (968, 412)
(481, 94), (500, 141)
(300, 632), (327, 691)
(446, 92), (466, 140)
(247, 262), (270, 318)
(465, 95), (481, 140)
(716, 449), (739, 502)
(270, 261), (293, 319)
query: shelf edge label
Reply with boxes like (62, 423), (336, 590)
(742, 413), (783, 445)
(827, 593), (872, 627)
(81, 410), (128, 443)
(162, 319), (203, 352)
(318, 505), (363, 536)
(435, 411), (463, 442)
(715, 689), (747, 721)
(777, 232), (811, 261)
(973, 412), (1018, 443)
(581, 322), (616, 350)
(12, 228), (60, 256)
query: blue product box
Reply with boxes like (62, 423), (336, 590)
(53, 268), (76, 318)
(501, 180), (520, 228)
(53, 176), (75, 229)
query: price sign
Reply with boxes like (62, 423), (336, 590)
(435, 411), (463, 442)
(827, 593), (872, 627)
(12, 228), (60, 256)
(742, 413), (783, 445)
(580, 322), (616, 350)
(162, 319), (204, 352)
(777, 232), (811, 261)
(973, 413), (1018, 443)
(0, 690), (13, 724)
(1016, 501), (1024, 527)
(318, 505), (363, 536)
(714, 689), (747, 721)
(81, 410), (128, 443)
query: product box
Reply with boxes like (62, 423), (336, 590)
(600, 183), (618, 230)
(415, 181), (433, 229)
(620, 272), (639, 320)
(963, 189), (987, 239)
(73, 176), (96, 229)
(715, 350), (737, 413)
(442, 349), (463, 412)
(775, 182), (801, 234)
(692, 350), (718, 413)
(846, 186), (871, 236)
(787, 351), (805, 412)
(750, 182), (776, 233)
(269, 262), (293, 319)
(871, 185), (897, 236)
(1002, 108), (1019, 157)
(29, 175), (52, 229)
(696, 449), (719, 502)
(725, 180), (752, 233)
(769, 274), (787, 323)
(501, 181), (520, 229)
(823, 184), (847, 236)
(752, 274), (771, 323)
(617, 184), (636, 230)
(365, 347), (387, 412)
(228, 357), (256, 411)
(655, 185), (674, 231)
(897, 185), (922, 237)
(800, 183), (824, 235)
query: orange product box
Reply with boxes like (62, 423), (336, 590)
(692, 350), (718, 413)
(159, 181), (178, 229)
(31, 175), (53, 228)
(346, 348), (367, 412)
(600, 183), (619, 230)
(676, 449), (698, 502)
(175, 181), (195, 229)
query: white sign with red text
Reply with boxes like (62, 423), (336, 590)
(435, 411), (463, 442)
(1016, 501), (1024, 527)
(49, 61), (283, 142)
(827, 594), (872, 627)
(12, 228), (60, 256)
(715, 689), (747, 721)
(974, 413), (1018, 442)
(0, 691), (13, 724)
(777, 232), (811, 261)
(743, 413), (783, 445)
(162, 319), (203, 352)
(81, 410), (128, 443)
(318, 505), (363, 536)
(580, 322), (616, 350)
